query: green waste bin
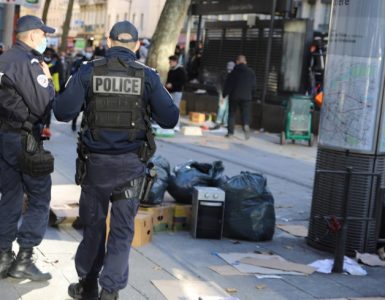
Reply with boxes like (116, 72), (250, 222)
(280, 95), (314, 147)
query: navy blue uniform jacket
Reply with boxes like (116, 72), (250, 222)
(0, 41), (55, 126)
(53, 47), (179, 154)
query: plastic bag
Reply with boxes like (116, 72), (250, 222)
(168, 160), (226, 204)
(145, 156), (171, 205)
(223, 172), (275, 241)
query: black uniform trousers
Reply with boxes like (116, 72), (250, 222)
(0, 131), (51, 249)
(227, 99), (252, 135)
(75, 152), (145, 293)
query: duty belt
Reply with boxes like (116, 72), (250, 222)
(0, 120), (23, 133)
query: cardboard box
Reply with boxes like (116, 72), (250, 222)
(173, 204), (192, 231)
(189, 112), (206, 123)
(107, 211), (153, 247)
(139, 204), (175, 232)
(132, 212), (153, 247)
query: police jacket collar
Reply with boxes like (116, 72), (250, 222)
(106, 47), (137, 62)
(14, 40), (43, 59)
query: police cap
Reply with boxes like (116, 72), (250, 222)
(16, 15), (55, 34)
(109, 21), (138, 43)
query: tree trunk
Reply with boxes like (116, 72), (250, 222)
(60, 0), (75, 53)
(42, 0), (52, 24)
(147, 0), (191, 83)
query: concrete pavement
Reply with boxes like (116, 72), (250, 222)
(1, 118), (385, 300)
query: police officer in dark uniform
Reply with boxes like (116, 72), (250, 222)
(53, 21), (179, 300)
(0, 15), (55, 281)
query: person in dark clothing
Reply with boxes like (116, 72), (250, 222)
(166, 55), (186, 130)
(53, 20), (179, 300)
(223, 55), (256, 140)
(0, 15), (55, 282)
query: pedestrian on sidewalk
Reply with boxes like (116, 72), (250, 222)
(210, 61), (235, 130)
(53, 20), (179, 300)
(223, 55), (256, 140)
(0, 15), (55, 281)
(165, 54), (187, 131)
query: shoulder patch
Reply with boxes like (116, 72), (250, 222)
(31, 58), (40, 64)
(37, 74), (49, 88)
(82, 61), (88, 65)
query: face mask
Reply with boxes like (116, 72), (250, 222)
(84, 52), (92, 60)
(36, 37), (47, 54)
(43, 56), (52, 63)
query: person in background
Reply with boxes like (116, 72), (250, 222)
(165, 55), (187, 131)
(210, 61), (235, 130)
(139, 38), (150, 63)
(223, 55), (256, 140)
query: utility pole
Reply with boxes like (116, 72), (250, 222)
(3, 4), (15, 48)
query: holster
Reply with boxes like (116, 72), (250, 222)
(19, 134), (54, 177)
(75, 135), (89, 185)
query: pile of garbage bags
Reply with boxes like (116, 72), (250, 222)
(145, 156), (275, 241)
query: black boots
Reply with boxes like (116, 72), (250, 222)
(8, 247), (51, 281)
(0, 248), (14, 279)
(68, 277), (99, 300)
(99, 289), (118, 300)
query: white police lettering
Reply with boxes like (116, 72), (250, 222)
(37, 74), (49, 88)
(93, 76), (142, 95)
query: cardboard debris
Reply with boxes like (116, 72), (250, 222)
(217, 253), (304, 276)
(255, 284), (267, 290)
(209, 265), (248, 276)
(255, 275), (282, 279)
(50, 184), (81, 225)
(276, 224), (308, 237)
(182, 126), (203, 136)
(151, 280), (230, 300)
(240, 256), (315, 275)
(225, 288), (237, 294)
(356, 252), (385, 267)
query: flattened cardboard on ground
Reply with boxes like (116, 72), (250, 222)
(356, 252), (385, 267)
(50, 184), (81, 225)
(276, 224), (308, 237)
(217, 253), (304, 276)
(240, 256), (315, 275)
(151, 280), (230, 300)
(182, 126), (203, 136)
(209, 265), (248, 276)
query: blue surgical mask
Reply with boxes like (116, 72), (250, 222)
(36, 37), (47, 54)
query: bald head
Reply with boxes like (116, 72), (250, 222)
(236, 55), (247, 65)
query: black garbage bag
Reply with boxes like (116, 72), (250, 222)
(223, 172), (275, 241)
(168, 160), (226, 204)
(145, 156), (171, 205)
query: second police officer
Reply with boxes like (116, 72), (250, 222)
(53, 21), (179, 300)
